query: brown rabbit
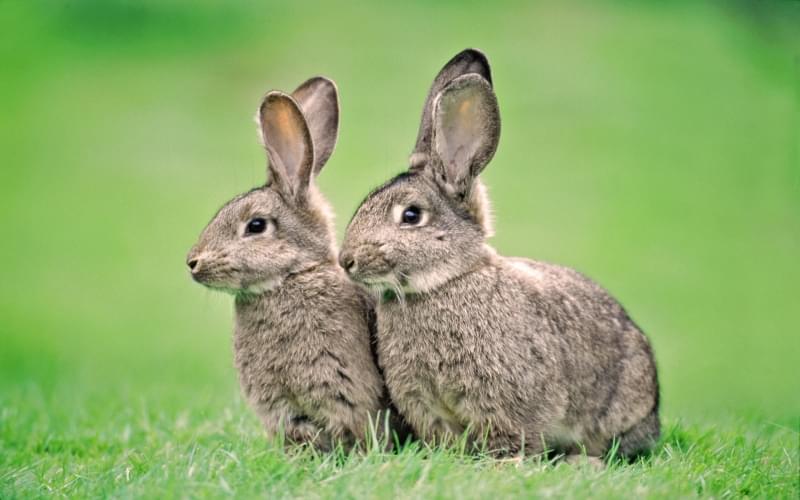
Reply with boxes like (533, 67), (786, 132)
(339, 50), (660, 460)
(186, 77), (402, 450)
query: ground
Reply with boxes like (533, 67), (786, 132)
(1, 1), (798, 498)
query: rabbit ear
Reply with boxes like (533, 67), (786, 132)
(259, 91), (314, 201)
(429, 73), (500, 198)
(291, 76), (340, 175)
(410, 49), (492, 169)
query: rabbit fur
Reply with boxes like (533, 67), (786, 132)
(187, 77), (404, 450)
(339, 50), (660, 459)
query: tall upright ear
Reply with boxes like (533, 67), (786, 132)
(429, 74), (500, 198)
(291, 76), (340, 175)
(259, 91), (314, 201)
(410, 49), (492, 169)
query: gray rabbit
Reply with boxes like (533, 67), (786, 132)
(339, 50), (660, 460)
(186, 77), (401, 450)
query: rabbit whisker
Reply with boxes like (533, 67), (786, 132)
(388, 274), (406, 306)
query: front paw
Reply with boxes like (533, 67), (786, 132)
(286, 416), (332, 451)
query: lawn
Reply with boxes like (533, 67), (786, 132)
(1, 1), (798, 497)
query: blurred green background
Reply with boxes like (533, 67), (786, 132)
(1, 0), (798, 467)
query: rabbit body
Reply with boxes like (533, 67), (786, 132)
(188, 77), (396, 449)
(376, 250), (658, 456)
(340, 50), (660, 458)
(234, 261), (385, 449)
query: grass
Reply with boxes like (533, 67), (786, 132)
(1, 382), (797, 498)
(1, 0), (799, 497)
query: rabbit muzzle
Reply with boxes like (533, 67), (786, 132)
(185, 249), (239, 290)
(338, 241), (395, 283)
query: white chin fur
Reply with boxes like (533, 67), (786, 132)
(206, 285), (241, 295)
(361, 261), (465, 299)
(242, 276), (283, 295)
(202, 276), (283, 296)
(401, 260), (464, 295)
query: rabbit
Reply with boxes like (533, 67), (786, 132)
(338, 49), (660, 460)
(186, 76), (406, 451)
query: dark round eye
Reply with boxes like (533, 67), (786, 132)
(246, 217), (268, 234)
(401, 206), (422, 225)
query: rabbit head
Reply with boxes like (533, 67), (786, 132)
(187, 77), (340, 294)
(340, 50), (500, 296)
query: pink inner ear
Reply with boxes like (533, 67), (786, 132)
(457, 98), (473, 115)
(437, 90), (485, 174)
(264, 100), (309, 180)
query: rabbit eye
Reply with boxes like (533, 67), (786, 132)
(402, 206), (421, 224)
(401, 206), (422, 225)
(393, 203), (429, 227)
(245, 217), (268, 235)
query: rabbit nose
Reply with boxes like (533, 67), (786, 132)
(187, 258), (199, 271)
(338, 250), (356, 274)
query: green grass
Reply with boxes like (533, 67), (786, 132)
(1, 398), (797, 498)
(1, 0), (798, 497)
